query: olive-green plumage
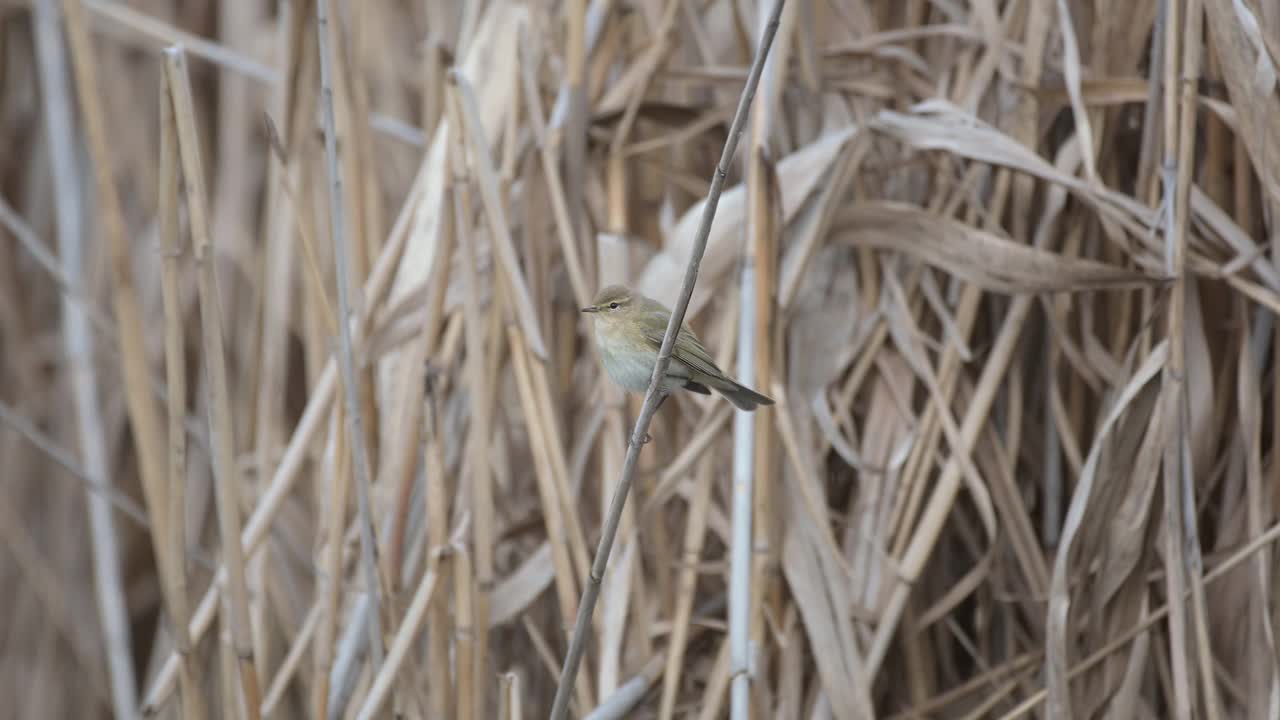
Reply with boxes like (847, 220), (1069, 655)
(581, 285), (775, 411)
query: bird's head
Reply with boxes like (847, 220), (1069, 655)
(580, 285), (636, 315)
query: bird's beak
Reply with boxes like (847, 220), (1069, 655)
(580, 306), (598, 313)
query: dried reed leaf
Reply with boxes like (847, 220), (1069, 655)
(489, 543), (554, 626)
(847, 353), (915, 613)
(1053, 0), (1098, 183)
(1047, 341), (1167, 719)
(782, 501), (874, 720)
(1235, 310), (1280, 711)
(837, 203), (1159, 294)
(1095, 405), (1164, 606)
(871, 101), (1159, 232)
(1202, 0), (1280, 206)
(784, 247), (867, 396)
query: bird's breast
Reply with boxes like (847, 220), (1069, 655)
(594, 326), (690, 394)
(596, 340), (656, 393)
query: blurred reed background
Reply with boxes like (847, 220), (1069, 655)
(1, 0), (1278, 718)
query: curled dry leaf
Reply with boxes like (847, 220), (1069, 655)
(782, 499), (874, 720)
(835, 202), (1162, 294)
(1203, 0), (1280, 206)
(1046, 341), (1167, 719)
(847, 352), (916, 614)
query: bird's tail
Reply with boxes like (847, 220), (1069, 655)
(706, 376), (775, 412)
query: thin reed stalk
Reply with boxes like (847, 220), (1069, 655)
(443, 79), (494, 720)
(355, 556), (440, 719)
(32, 3), (137, 716)
(729, 267), (757, 719)
(163, 46), (262, 718)
(315, 0), (385, 674)
(549, 3), (787, 716)
(156, 58), (201, 720)
(658, 457), (715, 720)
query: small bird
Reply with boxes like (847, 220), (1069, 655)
(582, 285), (775, 412)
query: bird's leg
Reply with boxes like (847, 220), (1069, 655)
(634, 392), (669, 446)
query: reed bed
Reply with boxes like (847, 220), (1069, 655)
(1, 0), (1278, 718)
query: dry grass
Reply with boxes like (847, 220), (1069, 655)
(1, 1), (1279, 718)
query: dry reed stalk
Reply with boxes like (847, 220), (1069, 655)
(0, 403), (151, 529)
(262, 121), (339, 341)
(744, 3), (792, 711)
(163, 46), (263, 718)
(450, 71), (549, 358)
(156, 59), (201, 720)
(507, 325), (593, 713)
(562, 0), (592, 280)
(530, 350), (594, 586)
(216, 619), (238, 717)
(443, 80), (494, 720)
(261, 603), (321, 714)
(421, 31), (444, 143)
(729, 269), (758, 718)
(770, 384), (855, 566)
(31, 3), (137, 717)
(454, 543), (476, 720)
(1237, 309), (1279, 711)
(519, 28), (592, 310)
(0, 197), (110, 338)
(1157, 0), (1196, 716)
(59, 0), (181, 709)
(355, 554), (440, 719)
(334, 3), (378, 283)
(327, 591), (376, 717)
(499, 672), (522, 720)
(598, 59), (639, 701)
(423, 390), (453, 720)
(252, 12), (303, 678)
(313, 402), (351, 720)
(521, 614), (569, 694)
(752, 54), (780, 720)
(549, 3), (787, 717)
(82, 0), (273, 82)
(209, 3), (257, 455)
(694, 638), (734, 720)
(658, 456), (715, 720)
(1172, 3), (1224, 718)
(585, 650), (666, 719)
(316, 0), (386, 678)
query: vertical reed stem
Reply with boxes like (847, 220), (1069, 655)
(315, 0), (386, 672)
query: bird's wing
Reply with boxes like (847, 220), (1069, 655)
(640, 313), (721, 378)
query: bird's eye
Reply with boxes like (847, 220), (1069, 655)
(609, 302), (620, 309)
